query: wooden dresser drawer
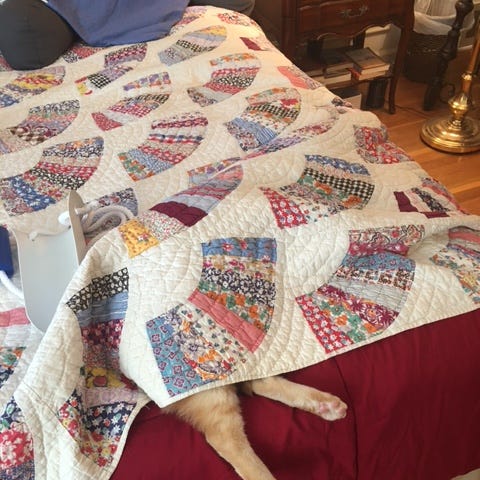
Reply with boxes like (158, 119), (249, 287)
(298, 1), (389, 36)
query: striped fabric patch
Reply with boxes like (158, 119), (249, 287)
(431, 226), (480, 303)
(76, 44), (147, 95)
(241, 35), (276, 51)
(92, 93), (170, 131)
(263, 155), (374, 228)
(0, 67), (65, 108)
(225, 87), (301, 151)
(119, 111), (207, 180)
(278, 65), (320, 90)
(62, 42), (103, 63)
(395, 177), (464, 218)
(0, 100), (79, 154)
(60, 268), (139, 468)
(297, 225), (423, 353)
(188, 53), (260, 106)
(146, 237), (276, 398)
(119, 165), (243, 257)
(0, 137), (103, 216)
(170, 6), (208, 34)
(355, 125), (412, 163)
(158, 25), (227, 65)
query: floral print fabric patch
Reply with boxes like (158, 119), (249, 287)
(297, 225), (423, 353)
(431, 226), (480, 304)
(147, 237), (277, 397)
(0, 397), (34, 480)
(59, 269), (139, 468)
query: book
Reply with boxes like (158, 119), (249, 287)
(303, 49), (354, 77)
(345, 47), (389, 71)
(351, 63), (391, 75)
(311, 68), (352, 87)
(304, 65), (328, 77)
(317, 49), (355, 74)
(349, 65), (390, 81)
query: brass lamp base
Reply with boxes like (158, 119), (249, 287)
(421, 15), (480, 154)
(421, 115), (480, 153)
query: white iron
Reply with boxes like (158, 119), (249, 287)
(13, 191), (87, 332)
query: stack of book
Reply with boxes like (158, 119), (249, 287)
(305, 49), (354, 87)
(345, 47), (390, 81)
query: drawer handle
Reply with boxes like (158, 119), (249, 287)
(340, 5), (369, 18)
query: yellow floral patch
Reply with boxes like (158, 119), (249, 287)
(119, 219), (158, 258)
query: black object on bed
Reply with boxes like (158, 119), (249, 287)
(0, 0), (76, 70)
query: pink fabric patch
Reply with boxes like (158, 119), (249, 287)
(189, 290), (265, 352)
(0, 308), (29, 327)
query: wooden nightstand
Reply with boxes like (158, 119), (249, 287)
(253, 0), (415, 113)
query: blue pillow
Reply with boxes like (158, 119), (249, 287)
(47, 0), (190, 46)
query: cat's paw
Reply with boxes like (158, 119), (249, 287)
(314, 395), (348, 421)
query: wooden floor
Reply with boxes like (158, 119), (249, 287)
(371, 52), (480, 215)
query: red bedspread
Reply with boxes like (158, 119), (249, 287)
(112, 308), (480, 480)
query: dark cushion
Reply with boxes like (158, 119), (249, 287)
(0, 0), (76, 70)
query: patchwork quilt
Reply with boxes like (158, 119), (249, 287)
(0, 6), (479, 480)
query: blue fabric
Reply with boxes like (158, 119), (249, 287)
(46, 0), (189, 46)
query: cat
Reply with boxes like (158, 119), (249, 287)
(163, 374), (347, 480)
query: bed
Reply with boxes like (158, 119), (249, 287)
(1, 6), (479, 480)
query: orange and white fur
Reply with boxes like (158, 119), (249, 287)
(163, 375), (347, 480)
